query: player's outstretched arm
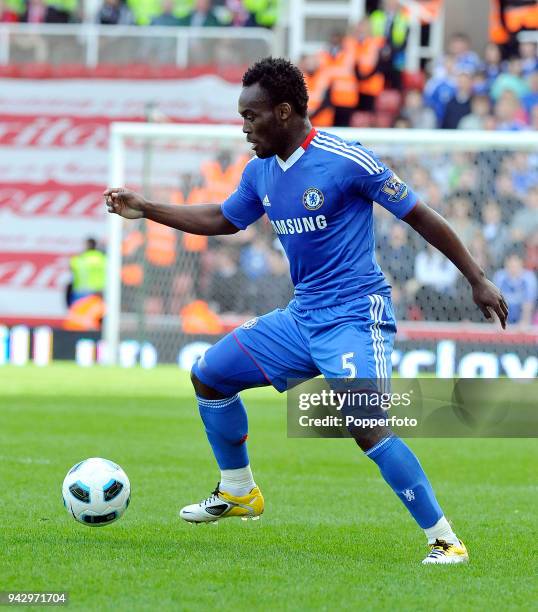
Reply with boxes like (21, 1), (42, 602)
(403, 200), (509, 328)
(103, 187), (239, 236)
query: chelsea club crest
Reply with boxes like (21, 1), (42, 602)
(302, 187), (324, 211)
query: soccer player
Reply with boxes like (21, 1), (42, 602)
(104, 58), (508, 565)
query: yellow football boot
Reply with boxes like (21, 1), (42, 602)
(180, 483), (264, 523)
(422, 539), (469, 565)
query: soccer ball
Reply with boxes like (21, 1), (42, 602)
(62, 457), (131, 527)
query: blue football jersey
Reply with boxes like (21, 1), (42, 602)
(221, 129), (418, 309)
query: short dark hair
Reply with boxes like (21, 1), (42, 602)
(242, 57), (309, 118)
(86, 237), (97, 250)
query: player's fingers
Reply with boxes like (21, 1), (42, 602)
(480, 305), (492, 321)
(103, 187), (125, 196)
(494, 303), (507, 329)
(105, 198), (121, 214)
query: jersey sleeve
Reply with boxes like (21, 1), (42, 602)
(221, 158), (264, 230)
(342, 146), (419, 219)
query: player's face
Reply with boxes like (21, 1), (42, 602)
(238, 83), (285, 159)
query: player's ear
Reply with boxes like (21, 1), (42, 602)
(277, 102), (292, 121)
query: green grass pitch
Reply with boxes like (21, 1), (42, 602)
(1, 364), (536, 611)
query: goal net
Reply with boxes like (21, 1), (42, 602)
(105, 124), (538, 375)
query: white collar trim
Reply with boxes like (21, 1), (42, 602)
(276, 146), (305, 172)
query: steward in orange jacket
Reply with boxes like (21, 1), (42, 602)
(300, 54), (334, 127)
(317, 32), (359, 126)
(201, 150), (249, 203)
(353, 18), (385, 111)
(489, 0), (538, 49)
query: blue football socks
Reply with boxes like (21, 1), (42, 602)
(366, 436), (443, 529)
(197, 394), (249, 470)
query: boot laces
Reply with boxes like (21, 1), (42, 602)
(199, 483), (222, 507)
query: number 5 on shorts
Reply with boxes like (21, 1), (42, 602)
(342, 352), (356, 378)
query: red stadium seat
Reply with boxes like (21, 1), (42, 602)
(350, 111), (375, 128)
(375, 89), (403, 115)
(403, 71), (426, 91)
(375, 111), (396, 128)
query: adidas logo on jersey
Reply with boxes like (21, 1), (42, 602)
(262, 195), (271, 207)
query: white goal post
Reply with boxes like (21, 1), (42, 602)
(104, 123), (538, 365)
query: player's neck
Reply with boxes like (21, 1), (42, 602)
(277, 121), (313, 162)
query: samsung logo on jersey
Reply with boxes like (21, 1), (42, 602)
(270, 215), (327, 235)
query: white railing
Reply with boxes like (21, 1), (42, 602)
(288, 0), (366, 61)
(0, 23), (277, 68)
(287, 0), (444, 72)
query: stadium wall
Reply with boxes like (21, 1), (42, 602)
(0, 75), (242, 323)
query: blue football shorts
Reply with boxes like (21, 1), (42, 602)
(193, 295), (396, 396)
(192, 294), (396, 397)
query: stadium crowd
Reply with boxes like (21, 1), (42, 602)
(301, 7), (538, 130)
(0, 0), (278, 27)
(6, 0), (533, 328)
(113, 0), (538, 329)
(118, 138), (538, 330)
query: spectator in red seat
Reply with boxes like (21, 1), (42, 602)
(178, 0), (220, 26)
(441, 71), (473, 129)
(401, 89), (437, 129)
(493, 252), (537, 327)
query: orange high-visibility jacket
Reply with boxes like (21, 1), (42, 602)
(63, 294), (105, 331)
(173, 187), (209, 253)
(318, 38), (360, 108)
(180, 300), (223, 334)
(304, 69), (335, 126)
(355, 35), (385, 97)
(489, 0), (538, 44)
(201, 154), (249, 203)
(414, 0), (443, 24)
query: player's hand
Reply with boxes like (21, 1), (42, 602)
(103, 187), (146, 220)
(471, 277), (508, 329)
